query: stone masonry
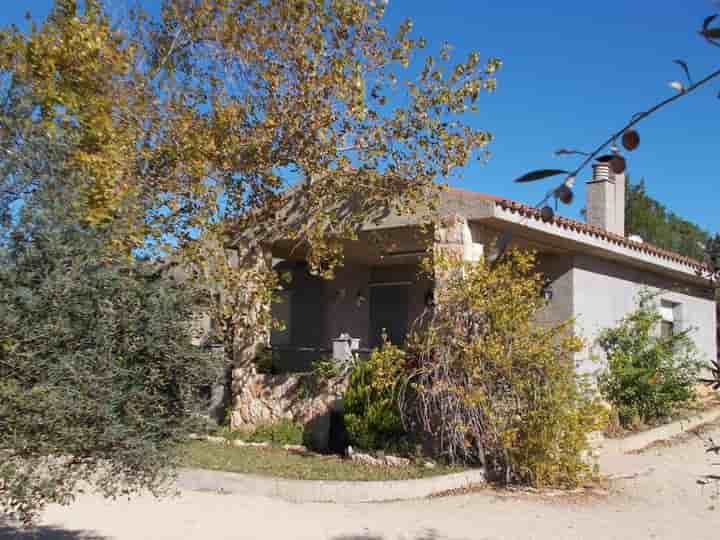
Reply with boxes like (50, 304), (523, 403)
(230, 367), (348, 450)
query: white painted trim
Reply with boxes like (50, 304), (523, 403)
(484, 204), (705, 282)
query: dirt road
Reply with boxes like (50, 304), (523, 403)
(2, 429), (719, 540)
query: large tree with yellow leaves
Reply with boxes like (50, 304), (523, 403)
(1, 0), (500, 249)
(0, 0), (500, 520)
(1, 0), (500, 375)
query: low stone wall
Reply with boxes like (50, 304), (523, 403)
(230, 367), (348, 451)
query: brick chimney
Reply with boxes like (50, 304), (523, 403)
(586, 162), (625, 236)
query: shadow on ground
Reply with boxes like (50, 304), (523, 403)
(333, 531), (465, 540)
(0, 520), (106, 540)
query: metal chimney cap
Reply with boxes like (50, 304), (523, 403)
(590, 162), (611, 183)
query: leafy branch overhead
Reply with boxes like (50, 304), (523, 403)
(512, 13), (720, 238)
(0, 0), (503, 377)
(0, 0), (502, 267)
(0, 0), (505, 521)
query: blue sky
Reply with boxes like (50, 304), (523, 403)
(3, 1), (718, 233)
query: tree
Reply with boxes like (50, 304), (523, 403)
(0, 0), (502, 520)
(0, 188), (219, 524)
(0, 0), (501, 389)
(624, 177), (710, 261)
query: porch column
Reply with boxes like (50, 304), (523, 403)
(228, 241), (275, 430)
(432, 214), (484, 302)
(433, 214), (483, 263)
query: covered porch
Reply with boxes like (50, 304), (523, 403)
(267, 226), (433, 372)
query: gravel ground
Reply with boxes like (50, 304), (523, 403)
(2, 428), (719, 540)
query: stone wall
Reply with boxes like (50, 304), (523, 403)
(434, 214), (483, 263)
(230, 366), (349, 451)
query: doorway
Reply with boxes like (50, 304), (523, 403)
(369, 284), (409, 348)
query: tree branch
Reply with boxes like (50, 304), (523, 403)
(568, 66), (720, 179)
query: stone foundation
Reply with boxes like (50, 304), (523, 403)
(230, 367), (348, 451)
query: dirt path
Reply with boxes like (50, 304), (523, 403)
(3, 429), (719, 540)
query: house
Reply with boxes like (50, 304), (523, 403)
(261, 163), (717, 374)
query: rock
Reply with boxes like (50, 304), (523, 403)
(347, 448), (410, 468)
(350, 452), (383, 467)
(423, 461), (436, 470)
(283, 444), (309, 455)
(231, 439), (270, 449)
(245, 442), (271, 449)
(384, 455), (410, 468)
(229, 366), (350, 452)
(205, 436), (228, 445)
(188, 433), (204, 440)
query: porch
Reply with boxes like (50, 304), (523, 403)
(267, 227), (433, 372)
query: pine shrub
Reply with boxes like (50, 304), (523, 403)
(0, 221), (219, 524)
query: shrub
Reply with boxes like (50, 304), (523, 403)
(0, 218), (219, 524)
(597, 290), (702, 428)
(343, 342), (409, 452)
(245, 419), (305, 446)
(311, 356), (342, 381)
(402, 249), (606, 487)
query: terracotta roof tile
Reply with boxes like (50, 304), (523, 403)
(468, 190), (708, 272)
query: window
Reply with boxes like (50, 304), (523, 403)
(660, 320), (674, 339)
(659, 300), (679, 338)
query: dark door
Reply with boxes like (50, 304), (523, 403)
(369, 285), (409, 348)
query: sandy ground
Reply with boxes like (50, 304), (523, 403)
(2, 429), (720, 540)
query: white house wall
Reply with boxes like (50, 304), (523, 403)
(571, 253), (717, 374)
(534, 253), (575, 328)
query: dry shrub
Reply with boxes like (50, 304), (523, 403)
(401, 249), (606, 487)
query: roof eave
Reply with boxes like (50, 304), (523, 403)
(475, 203), (710, 286)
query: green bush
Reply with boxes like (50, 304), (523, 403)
(245, 419), (305, 446)
(343, 343), (408, 453)
(0, 212), (219, 524)
(311, 356), (342, 381)
(597, 290), (703, 428)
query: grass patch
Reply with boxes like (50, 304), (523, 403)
(209, 419), (305, 446)
(180, 441), (464, 481)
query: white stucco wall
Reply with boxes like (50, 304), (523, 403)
(571, 253), (717, 374)
(534, 254), (574, 328)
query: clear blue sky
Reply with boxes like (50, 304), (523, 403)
(3, 1), (718, 233)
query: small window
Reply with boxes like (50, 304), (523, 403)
(659, 300), (679, 338)
(660, 320), (674, 339)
